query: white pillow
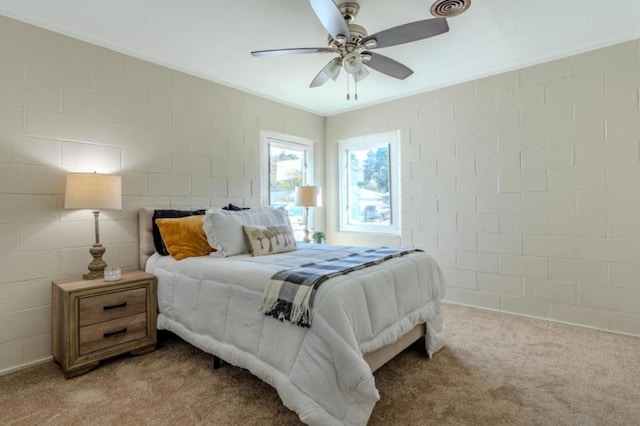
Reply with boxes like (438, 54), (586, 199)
(203, 207), (293, 257)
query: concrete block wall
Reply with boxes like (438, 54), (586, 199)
(0, 15), (324, 374)
(326, 40), (640, 337)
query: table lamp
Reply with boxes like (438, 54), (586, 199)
(294, 185), (320, 243)
(64, 172), (122, 280)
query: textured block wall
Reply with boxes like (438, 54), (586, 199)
(0, 15), (324, 374)
(326, 40), (640, 337)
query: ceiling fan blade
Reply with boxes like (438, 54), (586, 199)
(310, 58), (342, 87)
(362, 18), (449, 49)
(354, 66), (369, 82)
(310, 0), (350, 40)
(251, 47), (334, 57)
(364, 52), (413, 80)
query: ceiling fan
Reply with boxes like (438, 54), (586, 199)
(250, 0), (450, 97)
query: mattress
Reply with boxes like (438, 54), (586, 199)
(147, 243), (445, 425)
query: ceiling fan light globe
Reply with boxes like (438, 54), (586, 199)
(343, 52), (363, 74)
(355, 66), (370, 82)
(326, 59), (341, 80)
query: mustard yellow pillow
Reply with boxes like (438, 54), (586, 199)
(243, 224), (297, 257)
(156, 215), (213, 260)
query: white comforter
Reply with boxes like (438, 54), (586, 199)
(147, 244), (446, 425)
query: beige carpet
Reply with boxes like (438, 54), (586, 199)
(1, 303), (639, 425)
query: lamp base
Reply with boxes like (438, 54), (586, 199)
(302, 227), (311, 243)
(83, 243), (107, 280)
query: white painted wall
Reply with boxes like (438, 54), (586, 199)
(0, 15), (325, 374)
(1, 12), (638, 376)
(326, 40), (640, 337)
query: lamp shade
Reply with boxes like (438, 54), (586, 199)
(64, 173), (122, 210)
(294, 186), (320, 207)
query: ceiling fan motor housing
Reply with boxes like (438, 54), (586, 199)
(328, 23), (367, 47)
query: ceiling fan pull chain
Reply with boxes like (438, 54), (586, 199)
(355, 75), (358, 101)
(346, 74), (350, 100)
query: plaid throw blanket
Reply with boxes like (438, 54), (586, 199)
(260, 247), (422, 327)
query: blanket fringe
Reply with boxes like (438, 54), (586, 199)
(261, 297), (311, 327)
(290, 304), (311, 327)
(259, 297), (279, 315)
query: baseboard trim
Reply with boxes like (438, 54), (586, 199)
(0, 356), (53, 377)
(443, 301), (640, 339)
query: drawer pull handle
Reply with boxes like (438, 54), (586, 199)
(103, 301), (127, 310)
(103, 328), (127, 338)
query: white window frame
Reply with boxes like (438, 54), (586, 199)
(261, 131), (315, 205)
(338, 131), (400, 234)
(261, 131), (315, 238)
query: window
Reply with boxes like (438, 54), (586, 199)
(261, 132), (314, 240)
(339, 131), (399, 234)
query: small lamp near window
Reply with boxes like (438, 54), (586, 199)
(294, 185), (320, 243)
(64, 172), (122, 280)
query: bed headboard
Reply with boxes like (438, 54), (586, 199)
(139, 208), (156, 270)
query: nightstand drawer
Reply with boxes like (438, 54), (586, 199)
(79, 312), (147, 355)
(79, 287), (147, 326)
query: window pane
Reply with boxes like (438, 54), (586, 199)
(347, 144), (391, 226)
(269, 144), (306, 239)
(338, 130), (399, 234)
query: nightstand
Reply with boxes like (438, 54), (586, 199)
(52, 270), (157, 378)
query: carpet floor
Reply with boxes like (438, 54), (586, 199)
(1, 303), (639, 425)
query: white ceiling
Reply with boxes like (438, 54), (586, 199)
(1, 0), (640, 116)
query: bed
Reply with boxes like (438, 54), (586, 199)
(139, 207), (445, 425)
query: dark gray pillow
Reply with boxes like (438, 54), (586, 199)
(223, 203), (250, 211)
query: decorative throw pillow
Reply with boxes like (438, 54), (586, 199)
(203, 206), (294, 257)
(152, 209), (206, 255)
(243, 224), (297, 256)
(155, 215), (213, 260)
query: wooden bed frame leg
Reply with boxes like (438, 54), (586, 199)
(213, 355), (222, 369)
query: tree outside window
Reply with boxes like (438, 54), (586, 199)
(262, 134), (314, 240)
(339, 131), (399, 234)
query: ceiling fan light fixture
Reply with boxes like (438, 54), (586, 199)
(343, 52), (363, 74)
(309, 57), (342, 87)
(354, 66), (369, 82)
(326, 58), (341, 80)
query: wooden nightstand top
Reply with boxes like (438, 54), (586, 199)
(53, 270), (154, 292)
